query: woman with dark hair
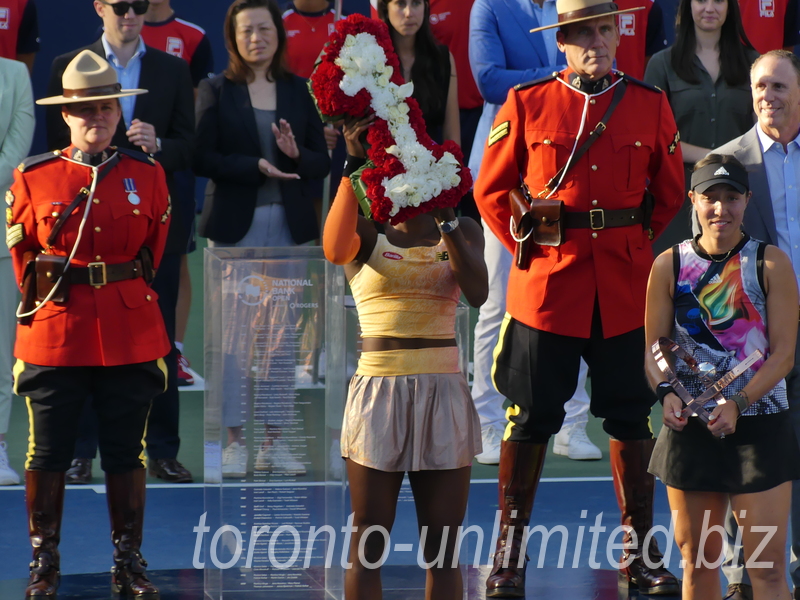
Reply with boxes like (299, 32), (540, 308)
(644, 0), (757, 248)
(376, 0), (460, 145)
(195, 0), (329, 248)
(195, 0), (330, 477)
(645, 154), (800, 600)
(645, 0), (756, 165)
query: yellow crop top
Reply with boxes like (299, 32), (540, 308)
(349, 234), (460, 339)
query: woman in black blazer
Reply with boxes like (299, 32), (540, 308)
(195, 0), (329, 247)
(196, 0), (330, 479)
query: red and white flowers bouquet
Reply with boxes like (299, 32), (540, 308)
(309, 14), (472, 224)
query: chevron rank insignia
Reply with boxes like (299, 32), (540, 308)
(488, 121), (511, 147)
(668, 131), (680, 155)
(6, 223), (23, 249)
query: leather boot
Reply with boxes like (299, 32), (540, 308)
(106, 469), (159, 598)
(25, 470), (65, 597)
(486, 440), (547, 598)
(610, 438), (680, 595)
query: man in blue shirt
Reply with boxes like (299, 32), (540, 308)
(716, 49), (800, 600)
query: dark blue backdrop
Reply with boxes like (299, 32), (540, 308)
(30, 0), (371, 155)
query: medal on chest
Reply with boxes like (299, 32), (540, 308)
(124, 178), (140, 205)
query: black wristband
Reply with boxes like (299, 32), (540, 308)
(343, 154), (367, 177)
(655, 382), (676, 404)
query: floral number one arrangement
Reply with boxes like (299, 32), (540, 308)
(309, 14), (472, 224)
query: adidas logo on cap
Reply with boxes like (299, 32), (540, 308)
(714, 167), (730, 176)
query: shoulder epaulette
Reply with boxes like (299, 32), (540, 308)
(115, 146), (157, 165)
(514, 72), (559, 91)
(618, 72), (662, 94)
(17, 150), (62, 173)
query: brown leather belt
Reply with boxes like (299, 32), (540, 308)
(66, 260), (144, 286)
(564, 207), (643, 230)
(362, 337), (457, 352)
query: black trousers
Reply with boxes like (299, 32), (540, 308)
(493, 304), (655, 444)
(15, 360), (166, 473)
(74, 253), (182, 461)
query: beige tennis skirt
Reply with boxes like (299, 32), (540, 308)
(341, 352), (482, 471)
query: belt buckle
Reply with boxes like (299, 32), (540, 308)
(87, 262), (107, 286)
(589, 208), (605, 230)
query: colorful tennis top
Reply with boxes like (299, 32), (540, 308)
(349, 233), (460, 339)
(673, 235), (787, 415)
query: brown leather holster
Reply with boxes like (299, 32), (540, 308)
(509, 185), (564, 270)
(18, 250), (38, 325)
(35, 254), (70, 303)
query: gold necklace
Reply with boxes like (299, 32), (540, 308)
(698, 231), (744, 263)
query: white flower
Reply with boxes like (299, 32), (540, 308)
(336, 30), (464, 215)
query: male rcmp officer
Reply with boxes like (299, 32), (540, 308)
(473, 0), (685, 596)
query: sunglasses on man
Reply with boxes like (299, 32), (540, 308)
(98, 0), (150, 16)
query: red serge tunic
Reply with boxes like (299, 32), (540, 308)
(474, 71), (684, 339)
(7, 148), (171, 366)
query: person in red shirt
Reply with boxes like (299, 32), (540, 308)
(614, 0), (668, 79)
(283, 0), (337, 78)
(475, 0), (684, 595)
(427, 1), (483, 160)
(738, 0), (800, 53)
(0, 0), (39, 74)
(143, 0), (214, 88)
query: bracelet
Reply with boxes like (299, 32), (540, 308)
(343, 154), (367, 177)
(655, 381), (675, 404)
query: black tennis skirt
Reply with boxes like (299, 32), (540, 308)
(649, 411), (800, 494)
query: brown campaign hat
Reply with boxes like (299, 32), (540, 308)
(530, 0), (644, 33)
(36, 50), (147, 106)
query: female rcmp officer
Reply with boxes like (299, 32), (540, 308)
(8, 50), (171, 598)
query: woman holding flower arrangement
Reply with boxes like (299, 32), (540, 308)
(376, 0), (460, 145)
(323, 112), (487, 598)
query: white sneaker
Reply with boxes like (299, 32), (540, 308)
(475, 425), (502, 465)
(255, 439), (306, 475)
(553, 423), (602, 460)
(0, 441), (20, 485)
(329, 440), (343, 480)
(222, 441), (248, 478)
(204, 441), (222, 484)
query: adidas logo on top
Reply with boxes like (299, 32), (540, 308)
(714, 167), (730, 176)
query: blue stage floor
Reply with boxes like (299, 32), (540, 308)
(0, 478), (686, 599)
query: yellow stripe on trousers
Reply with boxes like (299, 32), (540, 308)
(490, 313), (517, 442)
(13, 360), (37, 470)
(141, 357), (170, 468)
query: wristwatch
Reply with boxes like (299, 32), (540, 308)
(436, 218), (459, 234)
(155, 137), (162, 154)
(727, 392), (749, 416)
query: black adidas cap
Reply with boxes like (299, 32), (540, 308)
(690, 161), (749, 195)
